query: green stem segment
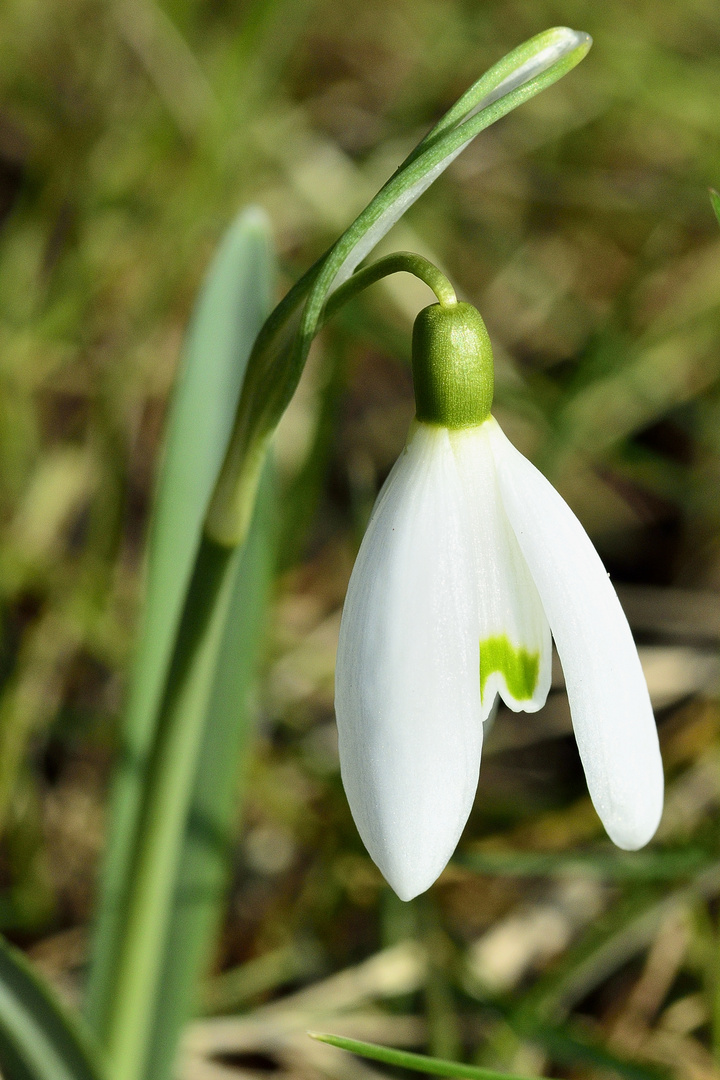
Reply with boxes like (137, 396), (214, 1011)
(205, 253), (458, 547)
(323, 251), (457, 319)
(104, 537), (238, 1080)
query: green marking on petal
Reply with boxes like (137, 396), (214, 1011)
(479, 635), (540, 702)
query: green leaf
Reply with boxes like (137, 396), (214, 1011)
(207, 27), (592, 545)
(85, 209), (275, 1051)
(308, 1032), (553, 1080)
(134, 205), (274, 791)
(0, 934), (104, 1080)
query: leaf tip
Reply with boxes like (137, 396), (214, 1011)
(553, 26), (593, 61)
(234, 204), (272, 237)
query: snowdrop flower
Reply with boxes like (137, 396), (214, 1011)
(335, 299), (664, 901)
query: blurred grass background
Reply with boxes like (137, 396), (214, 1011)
(1, 0), (720, 1077)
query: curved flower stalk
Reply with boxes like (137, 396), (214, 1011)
(335, 300), (664, 902)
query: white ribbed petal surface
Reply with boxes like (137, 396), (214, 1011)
(335, 424), (483, 900)
(488, 419), (664, 849)
(450, 426), (552, 717)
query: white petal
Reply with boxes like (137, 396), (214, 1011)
(487, 419), (664, 849)
(449, 426), (552, 718)
(335, 424), (482, 900)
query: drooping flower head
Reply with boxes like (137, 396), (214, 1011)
(334, 298), (664, 901)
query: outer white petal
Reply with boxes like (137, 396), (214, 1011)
(487, 419), (664, 849)
(449, 426), (552, 718)
(335, 424), (482, 900)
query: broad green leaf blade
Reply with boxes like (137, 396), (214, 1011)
(137, 205), (274, 760)
(308, 1032), (554, 1080)
(141, 464), (278, 1080)
(207, 28), (592, 544)
(0, 935), (104, 1080)
(86, 207), (275, 1035)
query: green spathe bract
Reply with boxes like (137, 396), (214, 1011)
(412, 302), (494, 428)
(206, 27), (592, 545)
(479, 634), (540, 701)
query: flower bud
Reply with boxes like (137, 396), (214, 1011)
(411, 302), (494, 428)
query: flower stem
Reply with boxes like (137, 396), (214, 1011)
(206, 252), (457, 547)
(323, 251), (457, 323)
(103, 536), (238, 1080)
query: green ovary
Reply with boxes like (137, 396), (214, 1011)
(479, 635), (540, 702)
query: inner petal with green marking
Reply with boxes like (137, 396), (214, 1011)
(479, 635), (540, 702)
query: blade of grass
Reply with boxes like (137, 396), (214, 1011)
(85, 207), (274, 1036)
(202, 939), (323, 1016)
(0, 935), (104, 1080)
(514, 1019), (668, 1080)
(458, 845), (710, 881)
(417, 895), (462, 1062)
(507, 861), (720, 1027)
(308, 1031), (554, 1080)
